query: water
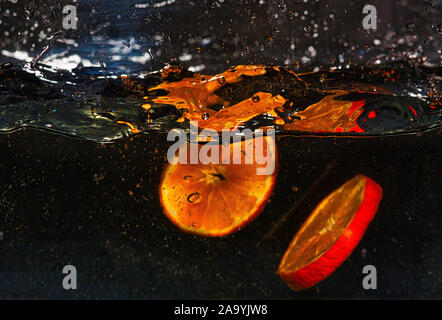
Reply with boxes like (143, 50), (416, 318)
(0, 60), (440, 299)
(1, 61), (440, 141)
(0, 0), (441, 299)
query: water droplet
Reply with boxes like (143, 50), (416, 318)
(202, 112), (209, 120)
(187, 193), (200, 203)
(217, 77), (226, 85)
(130, 11), (137, 21)
(25, 6), (34, 20)
(275, 106), (284, 114)
(0, 62), (13, 69)
(437, 24), (442, 34)
(252, 95), (260, 102)
(361, 248), (367, 259)
(304, 26), (312, 33)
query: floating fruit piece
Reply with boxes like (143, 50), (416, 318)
(159, 135), (277, 237)
(277, 175), (382, 291)
(283, 92), (366, 133)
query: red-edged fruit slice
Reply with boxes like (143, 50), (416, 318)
(277, 174), (382, 291)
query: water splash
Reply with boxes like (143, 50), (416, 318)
(0, 61), (440, 142)
(29, 32), (64, 69)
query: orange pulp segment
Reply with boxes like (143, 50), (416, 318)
(159, 135), (277, 237)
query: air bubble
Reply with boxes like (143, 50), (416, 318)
(24, 6), (34, 20)
(0, 62), (13, 69)
(187, 193), (201, 203)
(217, 77), (226, 85)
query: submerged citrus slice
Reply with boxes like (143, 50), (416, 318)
(277, 174), (382, 291)
(159, 135), (277, 237)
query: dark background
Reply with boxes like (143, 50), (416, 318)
(0, 0), (441, 299)
(0, 0), (441, 72)
(0, 127), (441, 299)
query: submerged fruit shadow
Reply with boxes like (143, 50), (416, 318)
(159, 135), (278, 237)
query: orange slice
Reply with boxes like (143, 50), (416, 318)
(277, 174), (382, 291)
(159, 135), (277, 237)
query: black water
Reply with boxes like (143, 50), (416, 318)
(0, 126), (440, 299)
(0, 0), (441, 299)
